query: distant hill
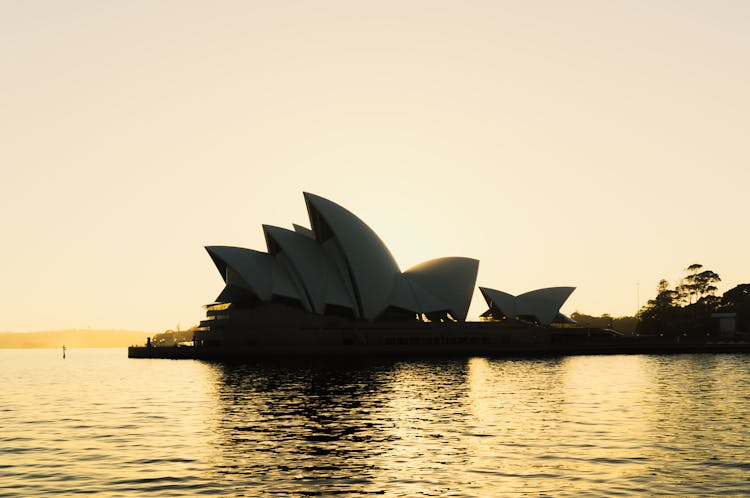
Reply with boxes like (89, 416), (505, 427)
(0, 330), (151, 349)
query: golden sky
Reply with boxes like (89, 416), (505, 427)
(2, 1), (749, 331)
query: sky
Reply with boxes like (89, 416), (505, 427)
(2, 1), (749, 332)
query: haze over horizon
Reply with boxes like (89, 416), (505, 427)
(0, 329), (151, 348)
(2, 1), (749, 332)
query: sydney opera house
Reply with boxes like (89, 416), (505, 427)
(190, 192), (584, 354)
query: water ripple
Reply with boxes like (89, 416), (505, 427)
(1, 350), (749, 496)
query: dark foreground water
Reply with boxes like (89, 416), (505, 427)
(1, 350), (749, 496)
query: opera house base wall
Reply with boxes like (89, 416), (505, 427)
(128, 301), (750, 359)
(128, 338), (750, 359)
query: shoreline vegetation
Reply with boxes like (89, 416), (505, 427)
(638, 264), (749, 338)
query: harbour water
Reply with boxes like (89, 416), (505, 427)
(1, 349), (749, 496)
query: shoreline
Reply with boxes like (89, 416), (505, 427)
(129, 340), (750, 360)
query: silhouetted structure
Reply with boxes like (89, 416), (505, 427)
(184, 193), (584, 355)
(129, 194), (750, 358)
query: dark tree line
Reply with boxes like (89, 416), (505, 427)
(637, 264), (750, 337)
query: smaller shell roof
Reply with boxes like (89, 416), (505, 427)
(516, 287), (575, 325)
(206, 246), (273, 301)
(403, 257), (479, 321)
(206, 245), (304, 304)
(479, 287), (517, 319)
(479, 286), (576, 325)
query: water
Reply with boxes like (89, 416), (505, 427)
(1, 350), (749, 496)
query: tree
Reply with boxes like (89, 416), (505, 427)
(637, 265), (723, 337)
(637, 279), (679, 334)
(680, 264), (720, 304)
(720, 284), (750, 333)
(721, 283), (750, 308)
(650, 279), (679, 310)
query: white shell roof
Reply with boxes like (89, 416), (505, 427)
(292, 224), (314, 238)
(403, 257), (479, 321)
(206, 245), (302, 304)
(263, 225), (353, 314)
(479, 286), (576, 325)
(205, 193), (482, 322)
(388, 274), (450, 316)
(304, 192), (400, 320)
(388, 274), (422, 312)
(478, 287), (517, 319)
(516, 287), (576, 325)
(206, 246), (273, 301)
(270, 257), (301, 301)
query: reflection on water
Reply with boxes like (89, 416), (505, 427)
(1, 350), (749, 496)
(205, 356), (750, 496)
(208, 360), (401, 495)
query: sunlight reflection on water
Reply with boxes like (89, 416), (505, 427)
(1, 350), (749, 496)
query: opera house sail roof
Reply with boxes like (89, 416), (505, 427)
(205, 192), (481, 323)
(201, 192), (577, 336)
(478, 286), (576, 325)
